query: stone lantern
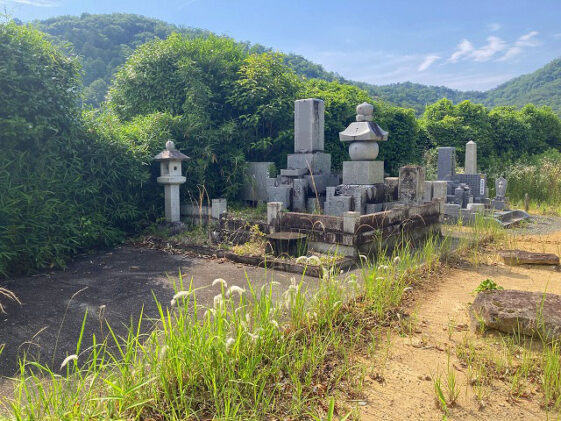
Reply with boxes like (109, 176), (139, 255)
(153, 140), (189, 222)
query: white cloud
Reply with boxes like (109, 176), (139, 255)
(554, 33), (561, 39)
(5, 0), (59, 6)
(418, 55), (440, 71)
(449, 39), (474, 63)
(498, 31), (540, 61)
(449, 36), (506, 63)
(471, 36), (507, 61)
(488, 23), (501, 32)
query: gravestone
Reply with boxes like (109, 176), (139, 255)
(294, 98), (324, 153)
(398, 165), (425, 204)
(241, 162), (273, 202)
(465, 141), (477, 174)
(437, 147), (456, 180)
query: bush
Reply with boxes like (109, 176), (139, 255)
(0, 23), (153, 275)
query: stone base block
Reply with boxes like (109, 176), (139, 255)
(343, 160), (384, 185)
(304, 173), (339, 194)
(324, 195), (352, 216)
(280, 168), (308, 177)
(287, 152), (331, 174)
(366, 203), (383, 214)
(492, 199), (507, 211)
(467, 203), (485, 214)
(267, 185), (292, 209)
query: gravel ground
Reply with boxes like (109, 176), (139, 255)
(509, 214), (561, 236)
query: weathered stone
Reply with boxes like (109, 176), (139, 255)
(267, 185), (291, 209)
(280, 168), (307, 177)
(472, 290), (561, 340)
(384, 177), (399, 201)
(466, 203), (485, 214)
(292, 178), (308, 212)
(267, 202), (283, 231)
(432, 180), (448, 201)
(211, 198), (227, 219)
(287, 152), (331, 174)
(294, 98), (325, 153)
(499, 250), (560, 266)
(154, 141), (189, 222)
(324, 195), (352, 216)
(423, 181), (433, 203)
(496, 177), (507, 199)
(437, 147), (456, 180)
(366, 203), (383, 214)
(240, 162), (274, 202)
(465, 141), (477, 174)
(491, 199), (506, 210)
(398, 165), (425, 204)
(343, 211), (360, 234)
(349, 141), (379, 161)
(343, 160), (384, 184)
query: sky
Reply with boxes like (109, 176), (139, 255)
(3, 0), (561, 91)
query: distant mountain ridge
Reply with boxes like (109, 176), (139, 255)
(29, 13), (561, 114)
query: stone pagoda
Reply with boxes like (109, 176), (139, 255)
(266, 98), (339, 212)
(324, 102), (389, 215)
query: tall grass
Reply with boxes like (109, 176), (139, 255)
(2, 233), (449, 420)
(506, 149), (561, 215)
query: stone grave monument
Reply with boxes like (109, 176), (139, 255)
(324, 102), (389, 216)
(266, 99), (339, 211)
(492, 176), (508, 210)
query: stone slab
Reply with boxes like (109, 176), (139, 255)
(472, 290), (561, 340)
(466, 203), (485, 214)
(342, 160), (384, 185)
(437, 147), (456, 180)
(423, 181), (433, 203)
(267, 186), (292, 209)
(499, 250), (560, 266)
(294, 98), (325, 153)
(324, 195), (352, 216)
(280, 168), (308, 177)
(287, 152), (331, 174)
(240, 162), (274, 202)
(398, 165), (425, 204)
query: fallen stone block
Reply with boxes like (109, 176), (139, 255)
(471, 289), (561, 340)
(499, 250), (559, 266)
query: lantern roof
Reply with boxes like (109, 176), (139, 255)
(153, 140), (190, 161)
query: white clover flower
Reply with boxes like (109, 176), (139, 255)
(295, 256), (308, 265)
(212, 278), (228, 288)
(226, 286), (246, 298)
(60, 354), (78, 370)
(213, 294), (223, 309)
(159, 345), (168, 360)
(307, 256), (321, 266)
(393, 256), (401, 264)
(225, 337), (235, 351)
(171, 290), (191, 306)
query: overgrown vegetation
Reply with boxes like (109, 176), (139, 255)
(2, 233), (446, 420)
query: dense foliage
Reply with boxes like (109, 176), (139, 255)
(0, 23), (158, 275)
(420, 99), (561, 169)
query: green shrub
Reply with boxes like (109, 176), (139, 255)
(0, 23), (155, 275)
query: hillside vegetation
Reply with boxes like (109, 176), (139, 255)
(32, 13), (561, 114)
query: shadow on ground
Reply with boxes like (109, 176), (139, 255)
(0, 245), (311, 378)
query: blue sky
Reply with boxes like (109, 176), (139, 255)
(3, 0), (561, 91)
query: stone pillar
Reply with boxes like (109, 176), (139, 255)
(398, 165), (425, 204)
(343, 211), (360, 234)
(465, 141), (477, 174)
(267, 202), (283, 233)
(294, 98), (325, 153)
(211, 198), (227, 220)
(423, 181), (433, 203)
(164, 184), (180, 222)
(437, 147), (456, 180)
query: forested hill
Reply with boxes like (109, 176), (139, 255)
(483, 58), (561, 114)
(31, 13), (561, 114)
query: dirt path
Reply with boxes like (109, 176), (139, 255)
(360, 230), (561, 420)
